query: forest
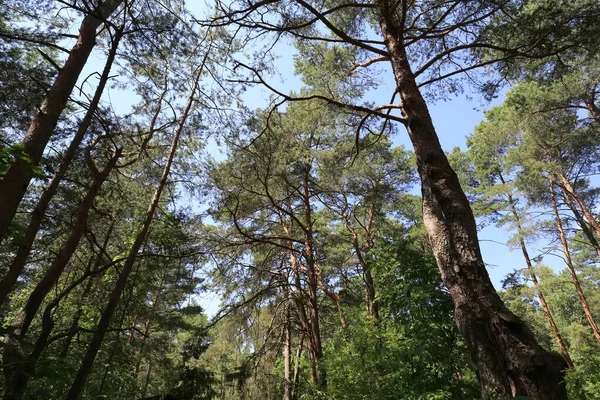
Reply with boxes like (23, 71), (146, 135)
(0, 0), (599, 399)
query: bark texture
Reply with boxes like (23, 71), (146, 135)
(379, 14), (568, 398)
(0, 0), (123, 241)
(2, 148), (121, 400)
(0, 29), (122, 306)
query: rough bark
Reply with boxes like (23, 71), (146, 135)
(1, 148), (121, 400)
(64, 59), (204, 400)
(379, 13), (568, 398)
(499, 173), (573, 368)
(0, 30), (123, 307)
(0, 0), (123, 241)
(549, 180), (600, 344)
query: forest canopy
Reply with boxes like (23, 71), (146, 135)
(0, 0), (600, 399)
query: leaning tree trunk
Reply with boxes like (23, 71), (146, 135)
(0, 30), (123, 307)
(499, 173), (573, 368)
(1, 148), (122, 400)
(0, 0), (123, 242)
(59, 222), (115, 359)
(549, 180), (600, 344)
(64, 58), (204, 400)
(558, 172), (600, 241)
(4, 256), (112, 400)
(379, 15), (568, 398)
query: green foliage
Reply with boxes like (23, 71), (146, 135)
(324, 237), (479, 400)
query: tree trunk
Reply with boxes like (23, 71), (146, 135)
(2, 260), (108, 400)
(0, 30), (122, 307)
(557, 176), (600, 257)
(558, 172), (600, 241)
(292, 333), (303, 400)
(59, 222), (115, 359)
(133, 270), (166, 378)
(499, 173), (574, 368)
(549, 179), (600, 344)
(141, 359), (153, 398)
(64, 58), (204, 400)
(379, 13), (568, 398)
(0, 0), (123, 241)
(348, 222), (379, 321)
(283, 300), (292, 400)
(2, 148), (121, 400)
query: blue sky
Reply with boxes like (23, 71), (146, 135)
(73, 3), (568, 316)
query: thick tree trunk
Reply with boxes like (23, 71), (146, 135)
(379, 17), (568, 398)
(0, 0), (123, 241)
(499, 174), (573, 368)
(0, 30), (122, 307)
(549, 180), (600, 344)
(64, 60), (204, 400)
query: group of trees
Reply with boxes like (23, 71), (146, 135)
(0, 0), (599, 399)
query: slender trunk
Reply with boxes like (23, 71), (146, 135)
(283, 301), (292, 400)
(379, 13), (567, 398)
(141, 359), (153, 398)
(300, 166), (325, 388)
(0, 30), (123, 306)
(282, 213), (323, 389)
(347, 222), (378, 321)
(363, 203), (378, 320)
(59, 222), (115, 359)
(316, 276), (346, 328)
(4, 262), (108, 400)
(558, 178), (600, 257)
(64, 58), (205, 400)
(97, 288), (131, 397)
(549, 179), (600, 343)
(0, 0), (123, 241)
(2, 148), (121, 400)
(289, 248), (320, 386)
(364, 267), (378, 319)
(133, 271), (166, 378)
(558, 172), (600, 240)
(292, 333), (303, 400)
(499, 173), (573, 368)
